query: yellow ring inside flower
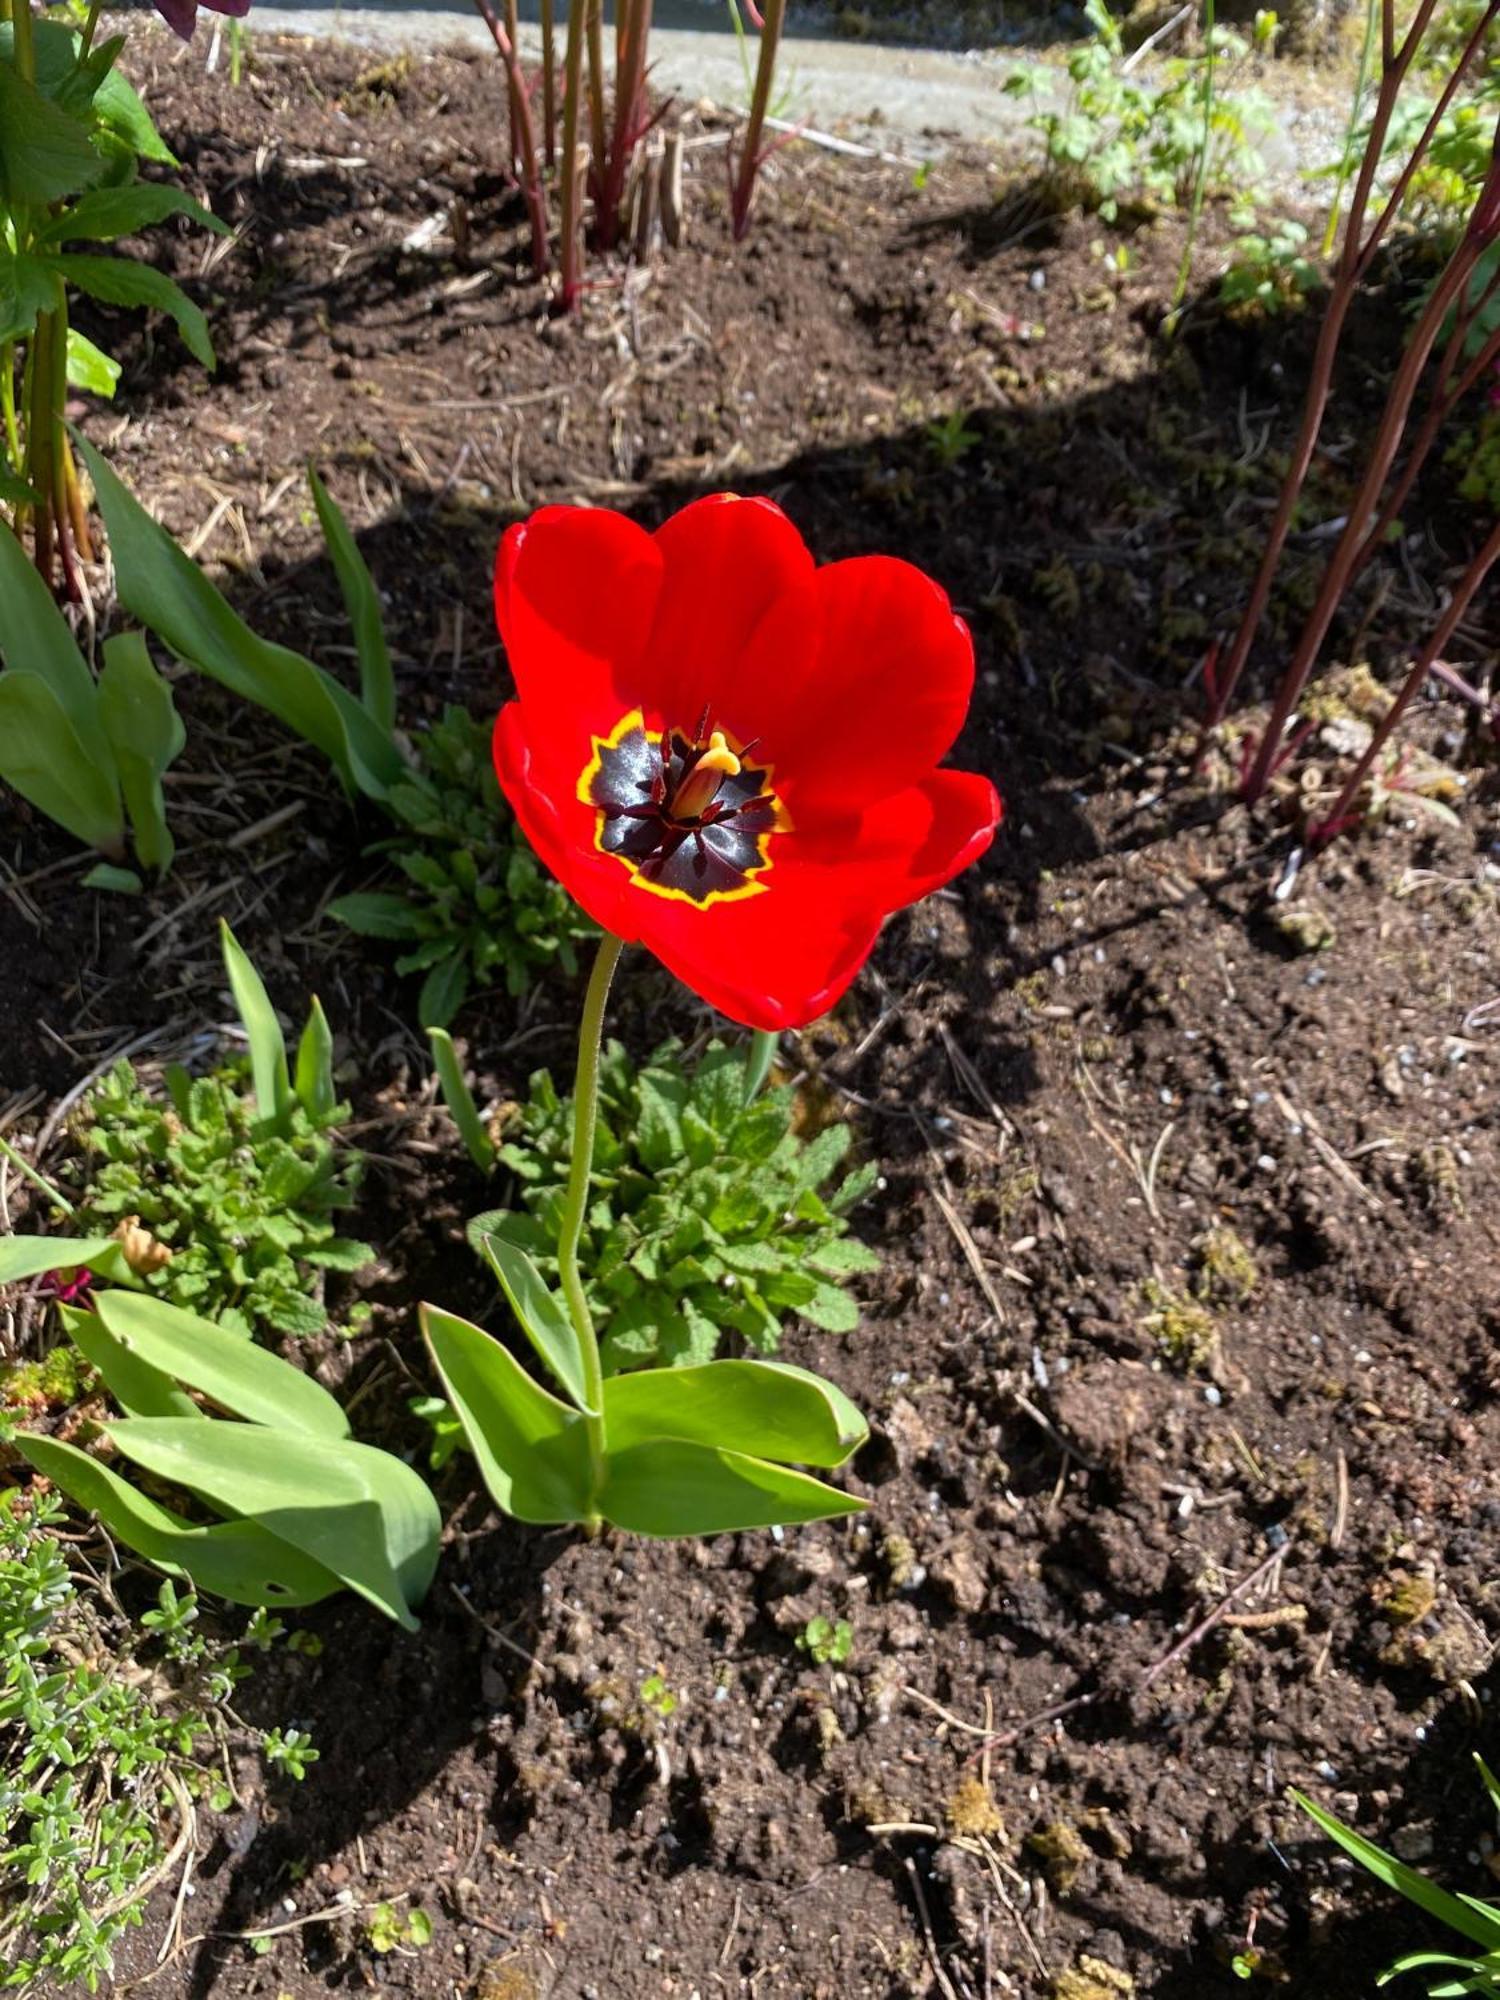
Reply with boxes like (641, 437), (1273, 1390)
(578, 708), (789, 907)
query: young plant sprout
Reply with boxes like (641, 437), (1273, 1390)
(424, 497), (1001, 1539)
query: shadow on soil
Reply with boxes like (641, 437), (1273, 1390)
(39, 100), (1498, 2000)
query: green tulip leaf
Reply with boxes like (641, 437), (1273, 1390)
(16, 1434), (343, 1609)
(601, 1439), (866, 1538)
(105, 1420), (440, 1631)
(0, 515), (114, 762)
(602, 1359), (867, 1468)
(97, 631), (185, 874)
(477, 1233), (592, 1413)
(0, 1235), (123, 1286)
(93, 1291), (349, 1439)
(428, 1028), (496, 1173)
(61, 1303), (202, 1421)
(77, 436), (404, 803)
(82, 862), (142, 894)
(0, 673), (123, 856)
(307, 465), (395, 733)
(219, 918), (291, 1127)
(422, 1302), (592, 1524)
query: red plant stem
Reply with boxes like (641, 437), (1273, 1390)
(585, 0), (608, 213)
(558, 0), (588, 312)
(598, 0), (653, 250)
(471, 0), (550, 278)
(504, 0), (524, 173)
(1348, 270), (1500, 587)
(1352, 1), (1500, 281)
(1202, 0), (1460, 734)
(1311, 515), (1500, 844)
(1240, 233), (1486, 801)
(540, 0), (557, 167)
(730, 0), (786, 240)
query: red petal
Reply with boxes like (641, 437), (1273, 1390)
(495, 508), (662, 760)
(640, 496), (815, 735)
(493, 704), (645, 943)
(152, 0), (198, 34)
(624, 771), (1001, 1030)
(750, 557), (978, 817)
(636, 874), (885, 1031)
(818, 769), (1004, 910)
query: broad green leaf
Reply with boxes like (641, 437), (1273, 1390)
(0, 514), (113, 760)
(1295, 1793), (1500, 1953)
(799, 1283), (862, 1334)
(0, 1234), (121, 1286)
(601, 1359), (866, 1468)
(601, 1439), (865, 1537)
(418, 950), (470, 1029)
(477, 1232), (592, 1412)
(38, 184), (226, 247)
(93, 64), (178, 166)
(307, 465), (395, 733)
(422, 1302), (592, 1523)
(0, 465), (40, 507)
(219, 919), (291, 1127)
(65, 326), (121, 399)
(0, 64), (106, 207)
(326, 891), (428, 940)
(94, 1291), (349, 1439)
(79, 438), (405, 801)
(429, 1027), (496, 1172)
(294, 996), (337, 1124)
(0, 670), (124, 856)
(105, 1419), (440, 1630)
(97, 630), (184, 874)
(46, 253), (214, 369)
(62, 1302), (201, 1420)
(0, 247), (62, 346)
(16, 1433), (343, 1608)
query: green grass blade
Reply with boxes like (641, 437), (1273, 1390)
(1296, 1792), (1500, 1953)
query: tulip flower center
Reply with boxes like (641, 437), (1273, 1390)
(580, 710), (786, 905)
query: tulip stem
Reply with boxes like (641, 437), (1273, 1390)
(557, 932), (625, 1525)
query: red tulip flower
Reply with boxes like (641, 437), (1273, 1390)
(153, 0), (250, 39)
(492, 496), (1001, 1031)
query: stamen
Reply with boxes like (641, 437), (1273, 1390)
(669, 729), (742, 822)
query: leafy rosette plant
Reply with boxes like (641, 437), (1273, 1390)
(425, 495), (1001, 1540)
(17, 1291), (439, 1630)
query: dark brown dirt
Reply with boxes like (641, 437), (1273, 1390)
(3, 29), (1499, 2000)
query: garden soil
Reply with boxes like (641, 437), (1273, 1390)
(3, 30), (1498, 2000)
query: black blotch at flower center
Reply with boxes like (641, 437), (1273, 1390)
(587, 716), (782, 903)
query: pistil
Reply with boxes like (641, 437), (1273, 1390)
(668, 730), (742, 823)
